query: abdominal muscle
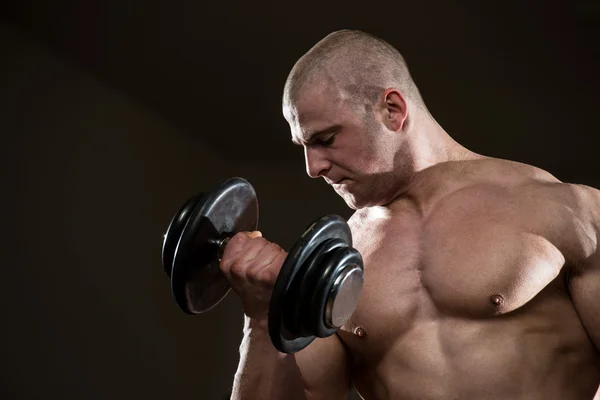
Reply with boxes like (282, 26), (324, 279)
(341, 277), (600, 400)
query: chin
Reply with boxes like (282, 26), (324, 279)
(341, 193), (369, 210)
(336, 181), (382, 209)
(345, 201), (360, 210)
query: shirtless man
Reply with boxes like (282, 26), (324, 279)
(219, 30), (600, 399)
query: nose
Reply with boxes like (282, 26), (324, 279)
(304, 146), (330, 178)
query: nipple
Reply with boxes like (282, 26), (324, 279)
(353, 326), (367, 338)
(489, 294), (504, 306)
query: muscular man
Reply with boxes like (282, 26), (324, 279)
(220, 30), (600, 399)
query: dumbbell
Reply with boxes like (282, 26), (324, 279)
(161, 177), (364, 353)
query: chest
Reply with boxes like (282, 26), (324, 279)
(341, 191), (567, 340)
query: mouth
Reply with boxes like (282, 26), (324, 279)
(332, 178), (350, 186)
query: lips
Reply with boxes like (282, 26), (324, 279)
(325, 177), (349, 185)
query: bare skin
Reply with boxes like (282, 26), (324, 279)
(222, 78), (600, 399)
(338, 158), (600, 399)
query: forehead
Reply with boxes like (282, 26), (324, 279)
(283, 83), (348, 131)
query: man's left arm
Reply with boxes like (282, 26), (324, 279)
(569, 184), (600, 350)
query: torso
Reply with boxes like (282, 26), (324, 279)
(339, 159), (600, 399)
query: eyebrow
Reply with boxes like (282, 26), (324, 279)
(292, 124), (341, 146)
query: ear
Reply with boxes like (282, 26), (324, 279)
(380, 88), (408, 132)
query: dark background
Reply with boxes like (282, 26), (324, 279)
(1, 0), (598, 399)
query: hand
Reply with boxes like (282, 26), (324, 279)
(220, 231), (288, 320)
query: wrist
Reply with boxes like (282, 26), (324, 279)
(243, 314), (269, 333)
(241, 315), (292, 359)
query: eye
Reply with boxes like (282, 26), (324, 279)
(318, 135), (336, 147)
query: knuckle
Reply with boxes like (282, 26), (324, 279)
(272, 251), (287, 271)
(244, 237), (262, 250)
(246, 267), (262, 285)
(247, 238), (272, 256)
(265, 242), (281, 253)
(220, 234), (281, 281)
(230, 232), (249, 247)
(259, 267), (277, 285)
(251, 236), (270, 248)
(222, 233), (250, 259)
(220, 253), (236, 272)
(229, 260), (247, 278)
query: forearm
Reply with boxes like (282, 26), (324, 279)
(231, 316), (307, 400)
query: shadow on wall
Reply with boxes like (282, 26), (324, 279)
(0, 23), (352, 399)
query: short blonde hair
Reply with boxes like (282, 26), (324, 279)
(283, 29), (426, 115)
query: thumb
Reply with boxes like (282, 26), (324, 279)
(245, 231), (263, 239)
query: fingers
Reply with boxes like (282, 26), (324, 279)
(245, 243), (286, 285)
(228, 237), (270, 279)
(220, 231), (285, 285)
(217, 230), (287, 319)
(220, 231), (260, 274)
(255, 248), (287, 284)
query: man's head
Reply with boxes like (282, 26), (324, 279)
(282, 30), (429, 209)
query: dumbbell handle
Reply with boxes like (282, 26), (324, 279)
(208, 233), (232, 261)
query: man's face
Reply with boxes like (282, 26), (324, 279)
(283, 83), (401, 209)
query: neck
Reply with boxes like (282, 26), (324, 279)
(408, 111), (479, 171)
(375, 111), (484, 214)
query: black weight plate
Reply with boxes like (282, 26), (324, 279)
(171, 177), (258, 314)
(268, 214), (352, 354)
(162, 193), (204, 278)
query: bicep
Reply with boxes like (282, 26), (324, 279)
(294, 334), (352, 400)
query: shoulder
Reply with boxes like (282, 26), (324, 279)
(528, 181), (600, 267)
(462, 158), (599, 263)
(559, 183), (600, 253)
(463, 157), (561, 185)
(528, 179), (600, 225)
(565, 183), (600, 217)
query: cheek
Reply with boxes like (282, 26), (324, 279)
(360, 141), (389, 169)
(344, 126), (387, 171)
